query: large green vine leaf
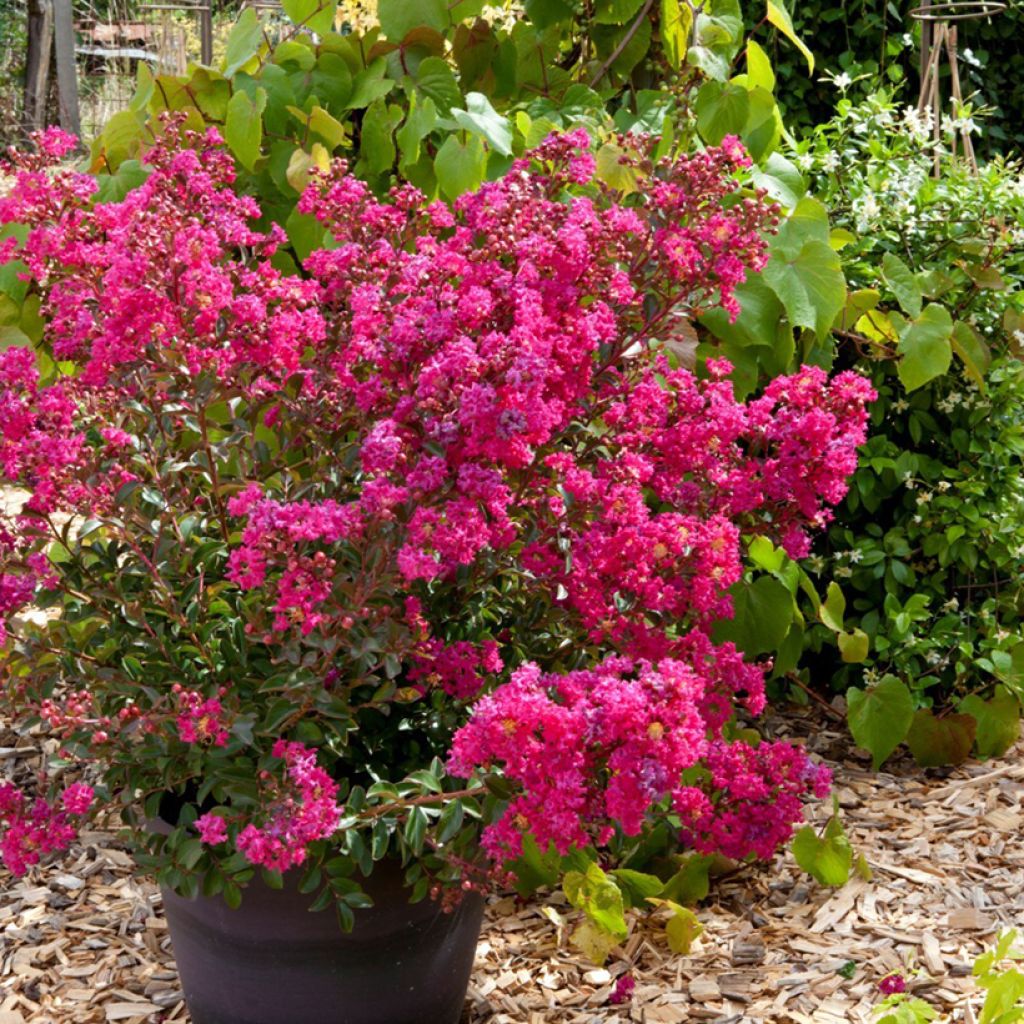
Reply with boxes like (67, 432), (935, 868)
(846, 675), (914, 769)
(896, 304), (953, 392)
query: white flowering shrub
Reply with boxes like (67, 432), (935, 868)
(783, 90), (1024, 768)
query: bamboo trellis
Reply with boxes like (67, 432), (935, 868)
(911, 0), (1007, 176)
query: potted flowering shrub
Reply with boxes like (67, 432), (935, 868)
(0, 123), (874, 1024)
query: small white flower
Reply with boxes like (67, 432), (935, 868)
(941, 597), (960, 612)
(902, 105), (934, 143)
(893, 399), (910, 413)
(796, 152), (814, 172)
(848, 549), (863, 563)
(834, 72), (853, 91)
(821, 151), (840, 173)
(902, 32), (913, 46)
(854, 192), (881, 231)
(962, 48), (982, 68)
(916, 492), (933, 505)
(835, 565), (853, 578)
(936, 480), (951, 492)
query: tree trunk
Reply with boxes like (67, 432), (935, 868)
(23, 0), (54, 135)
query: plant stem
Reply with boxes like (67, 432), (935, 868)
(785, 672), (845, 722)
(590, 0), (656, 87)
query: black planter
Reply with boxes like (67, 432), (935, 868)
(160, 859), (484, 1024)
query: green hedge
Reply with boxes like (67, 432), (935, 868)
(759, 0), (1024, 155)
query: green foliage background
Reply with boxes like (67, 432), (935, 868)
(764, 0), (1024, 155)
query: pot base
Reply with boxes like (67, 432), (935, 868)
(161, 861), (483, 1024)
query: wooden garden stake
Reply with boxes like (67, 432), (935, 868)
(910, 0), (1007, 177)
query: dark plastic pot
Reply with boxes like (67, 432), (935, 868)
(160, 858), (484, 1024)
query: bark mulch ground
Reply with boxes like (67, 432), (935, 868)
(1, 709), (1021, 1024)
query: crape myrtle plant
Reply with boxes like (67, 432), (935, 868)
(0, 123), (873, 956)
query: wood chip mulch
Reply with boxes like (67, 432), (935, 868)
(1, 709), (1022, 1024)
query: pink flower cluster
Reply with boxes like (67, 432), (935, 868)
(0, 345), (85, 517)
(175, 688), (229, 747)
(234, 741), (343, 871)
(0, 124), (875, 880)
(0, 128), (321, 389)
(521, 359), (875, 657)
(676, 740), (832, 861)
(451, 659), (713, 858)
(226, 488), (362, 634)
(449, 658), (830, 861)
(0, 782), (93, 876)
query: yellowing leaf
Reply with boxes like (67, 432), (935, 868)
(838, 627), (870, 664)
(746, 39), (775, 91)
(855, 310), (899, 346)
(224, 87), (267, 171)
(647, 898), (703, 954)
(595, 143), (640, 194)
(571, 920), (620, 964)
(660, 0), (693, 70)
(766, 0), (814, 73)
(285, 143), (330, 193)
